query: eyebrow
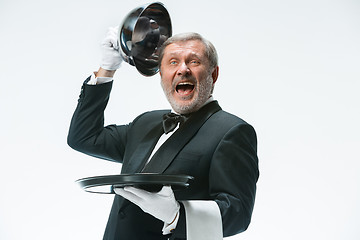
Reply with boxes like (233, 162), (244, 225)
(167, 52), (202, 59)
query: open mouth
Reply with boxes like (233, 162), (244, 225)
(176, 82), (195, 95)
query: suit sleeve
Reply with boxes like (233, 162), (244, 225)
(67, 78), (128, 162)
(209, 123), (259, 236)
(170, 122), (259, 239)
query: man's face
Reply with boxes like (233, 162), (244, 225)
(160, 40), (218, 114)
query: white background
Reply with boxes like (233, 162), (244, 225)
(0, 0), (359, 239)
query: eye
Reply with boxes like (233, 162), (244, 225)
(170, 60), (178, 65)
(190, 60), (200, 65)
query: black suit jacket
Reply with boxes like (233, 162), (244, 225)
(68, 79), (259, 240)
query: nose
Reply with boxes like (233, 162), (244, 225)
(177, 62), (190, 76)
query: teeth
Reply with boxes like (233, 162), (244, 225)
(178, 82), (194, 86)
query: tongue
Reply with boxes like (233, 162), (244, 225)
(177, 85), (194, 95)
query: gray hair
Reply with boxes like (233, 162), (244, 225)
(158, 32), (218, 70)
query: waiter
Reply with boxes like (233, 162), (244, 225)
(68, 27), (259, 240)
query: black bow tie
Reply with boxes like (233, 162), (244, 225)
(162, 112), (188, 134)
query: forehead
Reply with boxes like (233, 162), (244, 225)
(163, 40), (206, 58)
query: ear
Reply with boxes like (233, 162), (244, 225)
(211, 66), (219, 84)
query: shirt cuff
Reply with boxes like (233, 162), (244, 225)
(87, 72), (113, 85)
(162, 210), (180, 235)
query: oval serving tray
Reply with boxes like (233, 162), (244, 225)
(76, 173), (194, 194)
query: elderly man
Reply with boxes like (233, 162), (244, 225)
(68, 27), (259, 240)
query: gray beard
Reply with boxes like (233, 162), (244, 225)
(161, 75), (214, 114)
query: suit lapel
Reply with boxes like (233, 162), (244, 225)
(121, 121), (165, 174)
(142, 101), (222, 173)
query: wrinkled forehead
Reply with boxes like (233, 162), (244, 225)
(163, 40), (207, 58)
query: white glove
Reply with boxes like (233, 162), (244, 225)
(100, 26), (122, 70)
(114, 185), (180, 224)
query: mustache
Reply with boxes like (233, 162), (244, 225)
(172, 76), (197, 88)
